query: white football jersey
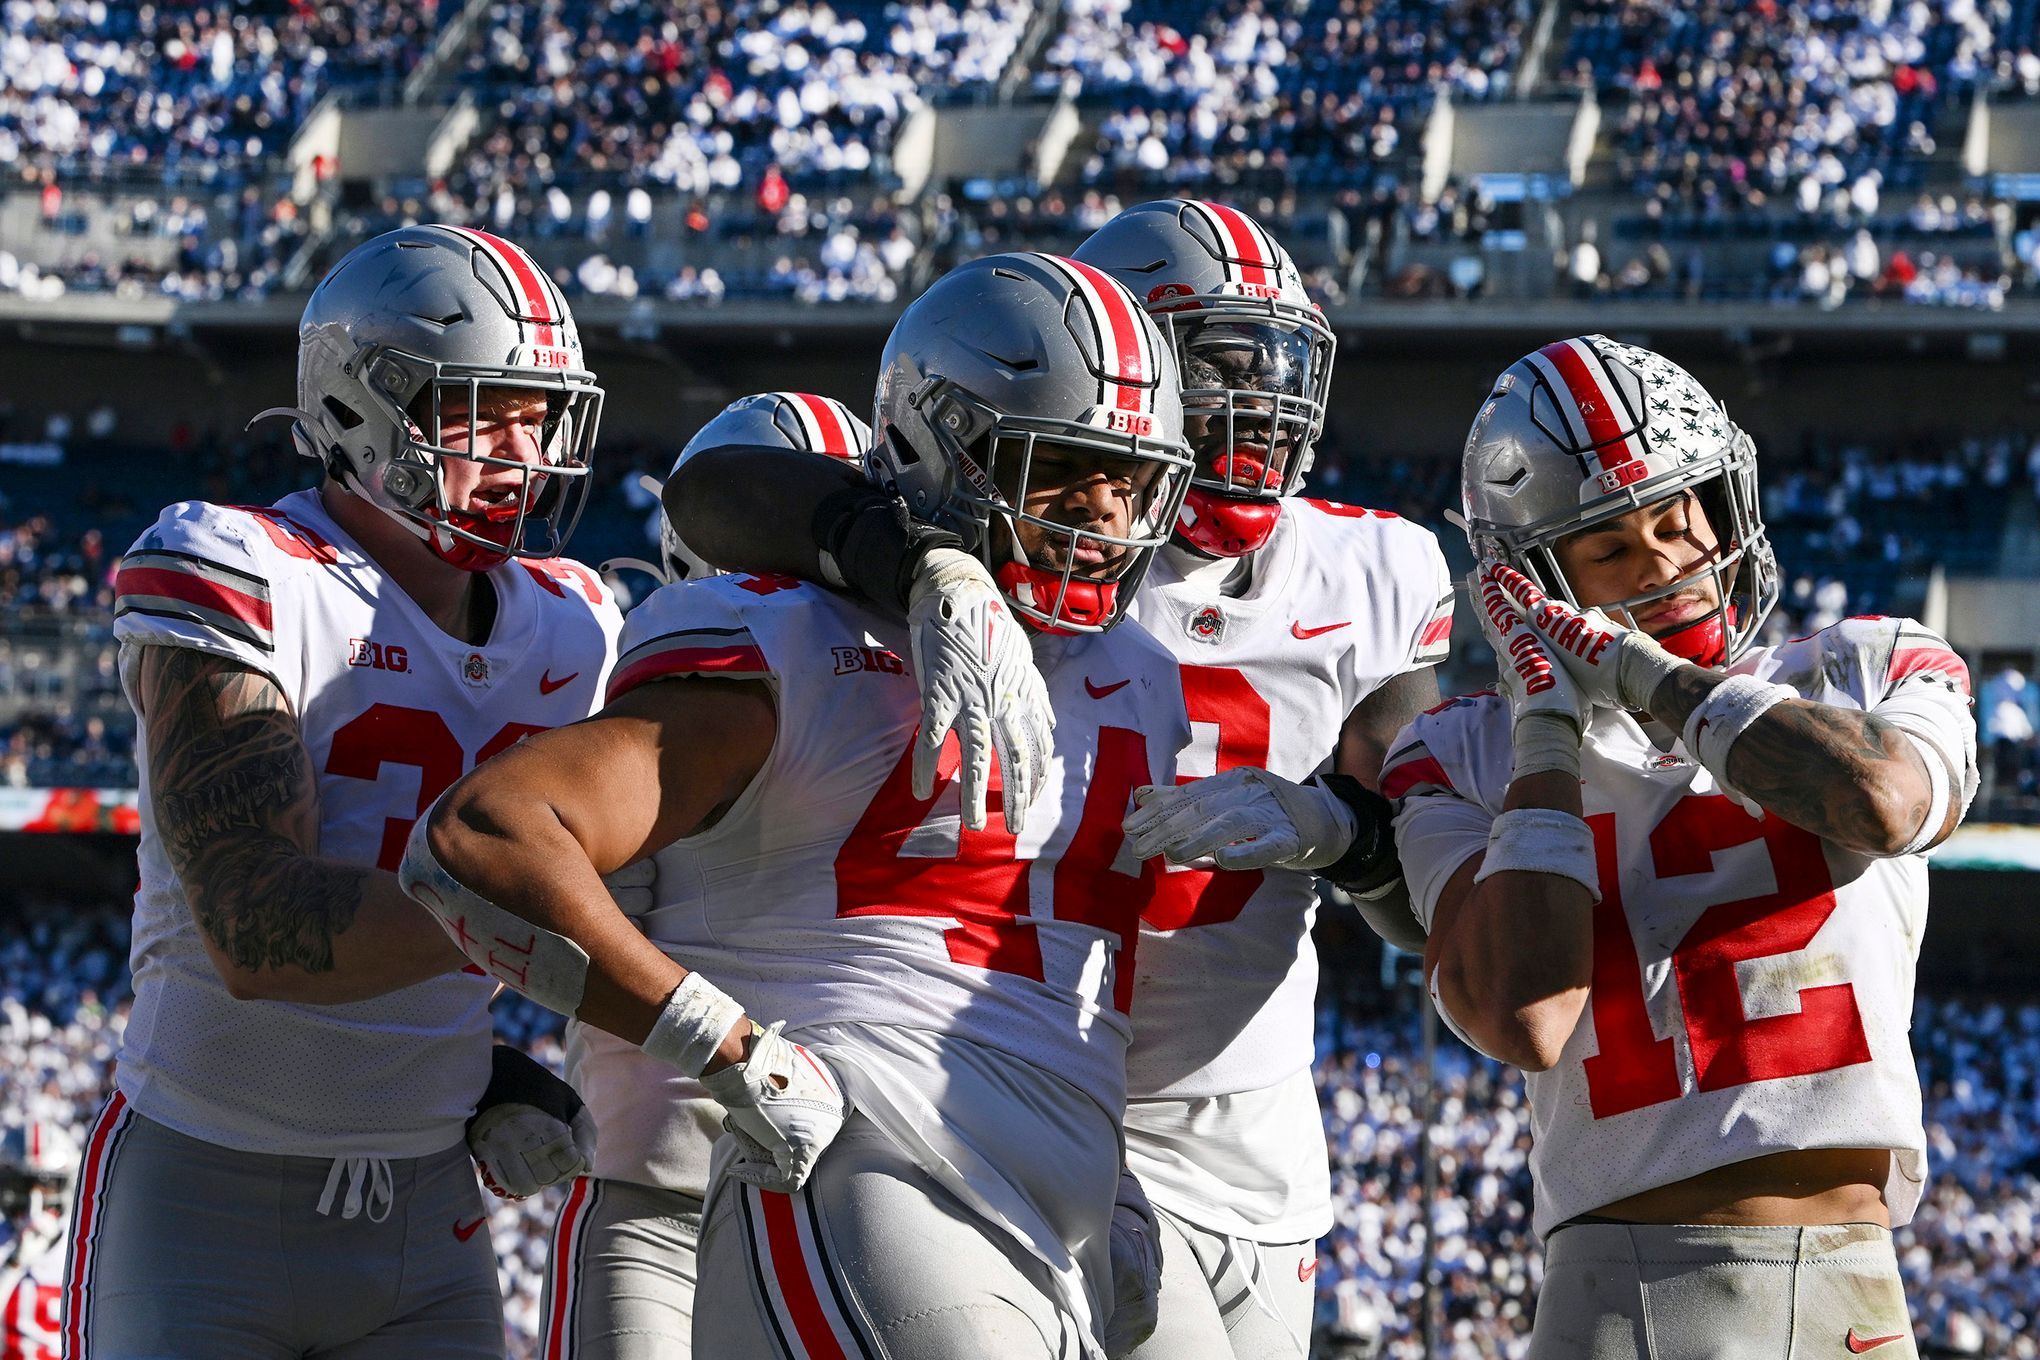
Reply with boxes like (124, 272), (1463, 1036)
(579, 571), (1190, 1197)
(113, 490), (622, 1158)
(1387, 616), (1976, 1238)
(0, 1219), (64, 1360)
(1120, 498), (1453, 1240)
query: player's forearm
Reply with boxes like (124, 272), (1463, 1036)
(664, 443), (864, 583)
(1439, 771), (1595, 1069)
(1650, 667), (1932, 855)
(419, 785), (690, 1045)
(189, 856), (467, 1004)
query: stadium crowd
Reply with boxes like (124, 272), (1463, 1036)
(1, 907), (2035, 1357)
(7, 0), (2040, 306)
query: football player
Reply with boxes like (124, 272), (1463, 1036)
(70, 225), (620, 1356)
(1, 1123), (78, 1360)
(540, 390), (871, 1360)
(661, 201), (1456, 1358)
(399, 252), (1197, 1359)
(1385, 336), (1975, 1358)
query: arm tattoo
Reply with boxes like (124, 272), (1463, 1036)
(1653, 666), (1928, 852)
(140, 647), (368, 975)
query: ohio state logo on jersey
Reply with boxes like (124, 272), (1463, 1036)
(462, 651), (490, 688)
(1186, 605), (1226, 644)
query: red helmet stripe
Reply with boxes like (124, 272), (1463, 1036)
(1204, 202), (1272, 285)
(786, 392), (856, 458)
(1055, 255), (1149, 412)
(446, 224), (560, 348)
(1534, 338), (1640, 471)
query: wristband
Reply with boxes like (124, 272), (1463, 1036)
(1311, 773), (1400, 895)
(1681, 675), (1796, 791)
(1472, 807), (1600, 900)
(1511, 710), (1584, 782)
(811, 483), (964, 616)
(639, 972), (748, 1078)
(1893, 730), (1952, 858)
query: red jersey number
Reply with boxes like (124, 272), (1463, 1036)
(1582, 795), (1870, 1119)
(1140, 665), (1268, 932)
(835, 726), (1156, 1011)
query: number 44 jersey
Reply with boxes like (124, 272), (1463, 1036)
(1385, 615), (1977, 1239)
(112, 491), (622, 1158)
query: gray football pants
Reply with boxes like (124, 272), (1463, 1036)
(693, 1117), (1088, 1360)
(1529, 1222), (1918, 1360)
(61, 1096), (501, 1359)
(1119, 1206), (1314, 1360)
(538, 1176), (702, 1359)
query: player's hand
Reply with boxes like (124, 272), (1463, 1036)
(1486, 563), (1684, 714)
(1474, 566), (1591, 780)
(602, 858), (657, 919)
(466, 1045), (598, 1200)
(701, 1021), (849, 1194)
(1102, 1167), (1163, 1357)
(1124, 767), (1358, 872)
(906, 547), (1055, 836)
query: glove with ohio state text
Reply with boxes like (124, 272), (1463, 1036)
(1123, 767), (1357, 872)
(1487, 563), (1684, 715)
(701, 1022), (849, 1194)
(1474, 565), (1591, 781)
(906, 547), (1056, 836)
(1102, 1167), (1163, 1358)
(466, 1044), (597, 1200)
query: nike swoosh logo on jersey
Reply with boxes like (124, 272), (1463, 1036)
(1297, 1258), (1319, 1282)
(538, 669), (580, 695)
(1845, 1331), (1906, 1354)
(452, 1215), (487, 1243)
(1085, 677), (1131, 699)
(1291, 620), (1351, 640)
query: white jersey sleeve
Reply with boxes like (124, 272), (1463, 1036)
(114, 501), (317, 697)
(607, 576), (774, 703)
(1382, 691), (1512, 935)
(1828, 616), (1978, 823)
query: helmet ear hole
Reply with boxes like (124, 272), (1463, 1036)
(322, 396), (364, 430)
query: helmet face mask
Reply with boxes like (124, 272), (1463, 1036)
(872, 252), (1194, 634)
(268, 225), (606, 573)
(1463, 336), (1779, 669)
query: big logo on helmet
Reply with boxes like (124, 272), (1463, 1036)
(1595, 460), (1650, 495)
(1106, 409), (1156, 436)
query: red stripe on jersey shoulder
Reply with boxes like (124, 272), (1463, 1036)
(1889, 646), (1971, 696)
(1418, 611), (1454, 651)
(1381, 749), (1456, 801)
(115, 565), (276, 634)
(1300, 498), (1397, 520)
(606, 644), (771, 703)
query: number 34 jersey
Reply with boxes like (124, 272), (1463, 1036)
(1386, 616), (1977, 1238)
(113, 491), (622, 1158)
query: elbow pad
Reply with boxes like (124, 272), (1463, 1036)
(812, 483), (963, 617)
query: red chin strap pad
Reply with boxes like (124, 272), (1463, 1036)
(428, 512), (517, 573)
(1176, 488), (1281, 558)
(995, 560), (1120, 634)
(1655, 611), (1727, 669)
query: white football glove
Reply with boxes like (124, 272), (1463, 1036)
(1486, 562), (1685, 715)
(602, 858), (657, 919)
(700, 1022), (849, 1194)
(1474, 565), (1591, 780)
(1123, 767), (1357, 872)
(466, 1045), (597, 1200)
(1103, 1167), (1164, 1358)
(906, 547), (1055, 835)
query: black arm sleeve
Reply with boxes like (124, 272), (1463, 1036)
(662, 443), (960, 619)
(1311, 773), (1401, 896)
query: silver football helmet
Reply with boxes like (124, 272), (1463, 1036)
(255, 224), (604, 571)
(1073, 199), (1336, 557)
(871, 252), (1193, 633)
(1460, 335), (1779, 667)
(0, 1121), (79, 1221)
(635, 392), (871, 585)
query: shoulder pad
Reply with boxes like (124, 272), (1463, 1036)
(608, 577), (783, 703)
